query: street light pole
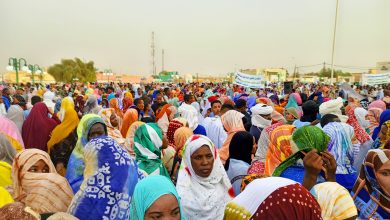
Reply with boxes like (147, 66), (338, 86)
(103, 69), (113, 83)
(7, 57), (28, 85)
(27, 64), (42, 85)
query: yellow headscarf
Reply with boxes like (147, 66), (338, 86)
(0, 161), (12, 188)
(47, 98), (79, 153)
(0, 187), (13, 208)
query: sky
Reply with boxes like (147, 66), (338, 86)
(1, 0), (389, 76)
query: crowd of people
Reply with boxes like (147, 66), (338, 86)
(0, 81), (390, 219)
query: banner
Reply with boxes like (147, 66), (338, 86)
(233, 71), (264, 88)
(361, 72), (390, 85)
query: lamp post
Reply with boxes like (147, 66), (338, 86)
(6, 57), (28, 85)
(27, 64), (42, 85)
(103, 69), (113, 83)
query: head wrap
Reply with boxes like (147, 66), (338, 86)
(130, 176), (184, 220)
(369, 100), (386, 112)
(176, 135), (233, 220)
(301, 100), (319, 123)
(0, 134), (17, 165)
(372, 110), (390, 140)
(319, 97), (348, 122)
(68, 136), (141, 220)
(12, 149), (73, 214)
(311, 182), (357, 219)
(224, 177), (322, 220)
(273, 126), (330, 176)
(352, 149), (390, 219)
(250, 104), (273, 128)
(134, 123), (169, 177)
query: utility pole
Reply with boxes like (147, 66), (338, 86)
(293, 65), (297, 80)
(162, 49), (165, 72)
(330, 0), (340, 85)
(151, 32), (156, 75)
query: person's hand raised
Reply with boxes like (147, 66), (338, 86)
(321, 151), (337, 181)
(303, 149), (323, 176)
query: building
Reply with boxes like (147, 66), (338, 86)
(377, 62), (390, 73)
(241, 68), (288, 82)
(2, 70), (55, 84)
(95, 72), (154, 84)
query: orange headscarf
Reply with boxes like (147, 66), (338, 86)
(109, 98), (124, 119)
(120, 108), (138, 137)
(218, 110), (245, 163)
(12, 149), (73, 214)
(264, 125), (295, 176)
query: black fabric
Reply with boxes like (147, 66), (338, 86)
(300, 100), (319, 122)
(224, 131), (254, 170)
(320, 114), (341, 128)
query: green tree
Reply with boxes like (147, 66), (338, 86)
(318, 68), (351, 78)
(48, 58), (97, 83)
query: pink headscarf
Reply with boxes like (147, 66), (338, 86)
(0, 116), (25, 148)
(368, 100), (386, 112)
(291, 93), (302, 105)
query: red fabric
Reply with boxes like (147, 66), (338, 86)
(208, 96), (218, 103)
(346, 108), (371, 144)
(166, 120), (184, 146)
(253, 183), (322, 220)
(22, 102), (60, 151)
(248, 161), (265, 175)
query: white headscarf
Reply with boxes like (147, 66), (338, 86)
(319, 97), (348, 122)
(178, 103), (199, 131)
(250, 104), (273, 128)
(176, 135), (233, 220)
(354, 107), (369, 129)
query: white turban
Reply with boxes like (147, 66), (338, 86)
(319, 97), (348, 122)
(250, 104), (273, 128)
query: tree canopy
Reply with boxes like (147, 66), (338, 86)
(47, 58), (96, 83)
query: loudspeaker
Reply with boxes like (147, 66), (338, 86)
(284, 81), (293, 94)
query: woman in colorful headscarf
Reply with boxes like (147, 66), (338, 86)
(134, 123), (169, 177)
(124, 121), (145, 156)
(66, 114), (107, 193)
(352, 149), (390, 219)
(155, 104), (177, 135)
(372, 110), (390, 140)
(322, 122), (357, 190)
(122, 92), (133, 113)
(377, 121), (390, 149)
(12, 149), (73, 214)
(224, 177), (322, 220)
(369, 100), (387, 112)
(367, 107), (383, 135)
(285, 94), (301, 115)
(0, 134), (16, 194)
(225, 131), (255, 196)
(130, 175), (185, 220)
(311, 182), (357, 220)
(167, 118), (186, 149)
(285, 107), (299, 125)
(265, 125), (295, 176)
(83, 94), (102, 115)
(273, 126), (333, 185)
(347, 108), (372, 145)
(98, 108), (126, 146)
(22, 103), (60, 152)
(0, 116), (24, 152)
(47, 99), (80, 176)
(176, 135), (233, 220)
(74, 94), (85, 117)
(68, 136), (142, 220)
(120, 108), (138, 137)
(219, 110), (246, 164)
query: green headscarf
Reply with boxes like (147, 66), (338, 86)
(134, 123), (169, 177)
(130, 175), (185, 220)
(272, 125), (330, 176)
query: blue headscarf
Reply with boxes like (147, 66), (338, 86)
(65, 114), (106, 193)
(68, 136), (143, 220)
(285, 95), (299, 110)
(372, 109), (390, 140)
(130, 176), (185, 220)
